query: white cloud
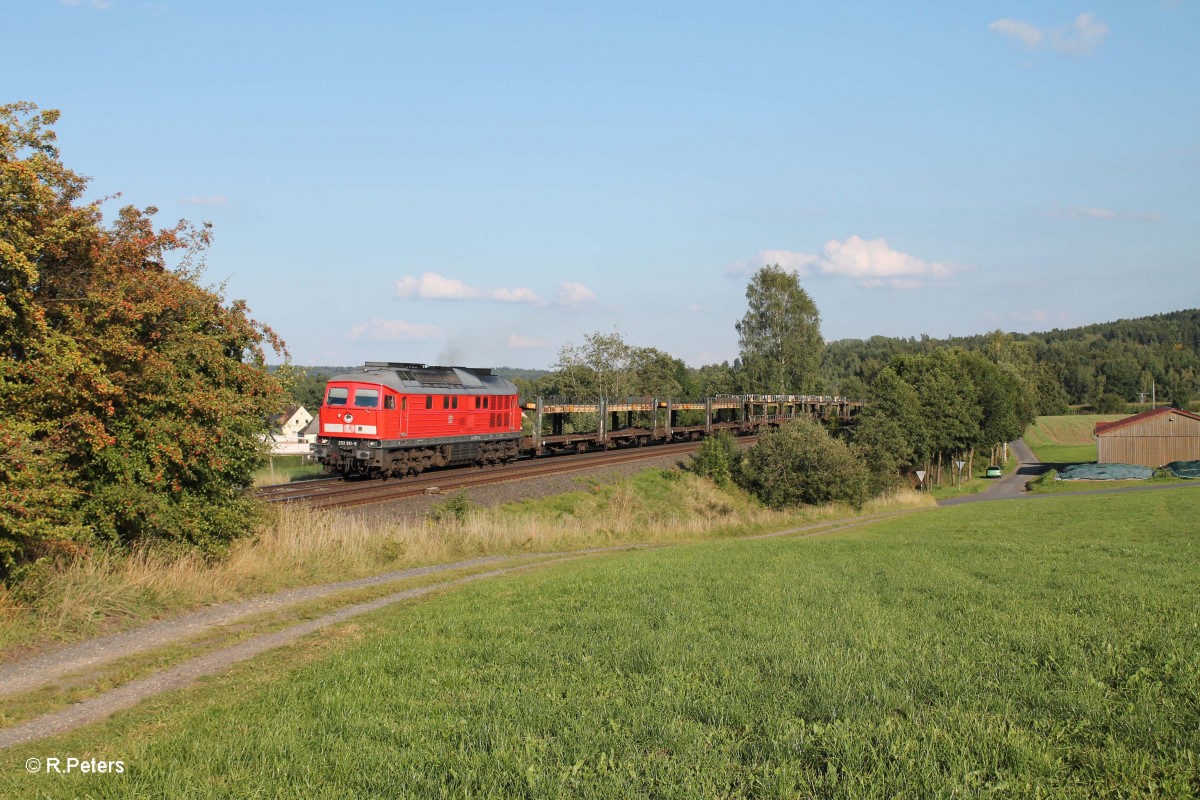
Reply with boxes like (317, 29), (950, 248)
(989, 13), (1109, 55)
(819, 236), (954, 287)
(395, 273), (480, 300)
(1052, 13), (1109, 55)
(180, 195), (227, 206)
(988, 18), (1045, 48)
(1048, 206), (1163, 222)
(556, 282), (597, 306)
(491, 287), (542, 303)
(507, 333), (547, 349)
(347, 319), (443, 342)
(1072, 206), (1119, 220)
(743, 236), (954, 289)
(759, 249), (821, 276)
(394, 272), (541, 303)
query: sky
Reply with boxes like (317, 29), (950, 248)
(6, 1), (1199, 369)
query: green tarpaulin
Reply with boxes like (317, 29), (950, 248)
(1058, 463), (1154, 481)
(1165, 461), (1200, 479)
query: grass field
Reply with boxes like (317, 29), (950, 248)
(1024, 414), (1126, 464)
(5, 489), (1198, 798)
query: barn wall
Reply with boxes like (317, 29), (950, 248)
(1097, 412), (1200, 466)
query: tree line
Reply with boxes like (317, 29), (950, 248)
(821, 310), (1200, 412)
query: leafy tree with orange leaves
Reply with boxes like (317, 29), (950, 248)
(1, 102), (285, 573)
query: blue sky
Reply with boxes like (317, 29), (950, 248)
(7, 1), (1198, 368)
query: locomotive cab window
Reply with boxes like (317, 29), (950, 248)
(443, 396), (450, 410)
(353, 389), (379, 408)
(426, 395), (432, 409)
(326, 387), (348, 406)
(452, 396), (458, 409)
(384, 395), (395, 410)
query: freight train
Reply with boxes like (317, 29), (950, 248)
(310, 361), (865, 478)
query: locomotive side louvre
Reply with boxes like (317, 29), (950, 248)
(311, 362), (522, 477)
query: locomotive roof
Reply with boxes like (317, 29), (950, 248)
(328, 363), (519, 395)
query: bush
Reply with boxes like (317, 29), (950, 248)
(426, 491), (478, 524)
(742, 417), (870, 509)
(1095, 393), (1128, 414)
(689, 430), (742, 487)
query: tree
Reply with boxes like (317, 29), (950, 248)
(735, 265), (823, 394)
(554, 331), (639, 399)
(851, 412), (913, 496)
(0, 102), (285, 571)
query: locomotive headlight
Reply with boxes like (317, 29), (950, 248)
(344, 413), (354, 424)
(317, 437), (329, 444)
(367, 439), (381, 448)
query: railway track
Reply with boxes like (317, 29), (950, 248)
(256, 440), (721, 510)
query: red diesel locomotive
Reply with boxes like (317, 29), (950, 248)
(310, 362), (521, 477)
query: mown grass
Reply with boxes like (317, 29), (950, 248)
(0, 470), (931, 655)
(1024, 415), (1125, 464)
(5, 490), (1197, 798)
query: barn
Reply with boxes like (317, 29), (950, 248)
(1095, 407), (1200, 467)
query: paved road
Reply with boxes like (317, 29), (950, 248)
(938, 440), (1045, 506)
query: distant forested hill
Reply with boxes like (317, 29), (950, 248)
(822, 309), (1200, 411)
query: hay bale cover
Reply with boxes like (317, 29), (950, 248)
(1058, 463), (1154, 481)
(1165, 460), (1200, 479)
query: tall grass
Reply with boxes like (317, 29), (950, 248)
(0, 470), (933, 653)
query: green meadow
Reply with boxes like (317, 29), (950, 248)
(5, 489), (1198, 798)
(1024, 415), (1126, 464)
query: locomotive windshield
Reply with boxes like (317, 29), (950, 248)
(353, 389), (380, 408)
(326, 387), (348, 406)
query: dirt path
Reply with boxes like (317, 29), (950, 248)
(0, 511), (913, 750)
(0, 554), (533, 699)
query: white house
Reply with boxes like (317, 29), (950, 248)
(275, 406), (313, 440)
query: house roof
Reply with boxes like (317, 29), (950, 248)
(302, 417), (320, 435)
(1094, 407), (1200, 436)
(272, 406), (311, 426)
